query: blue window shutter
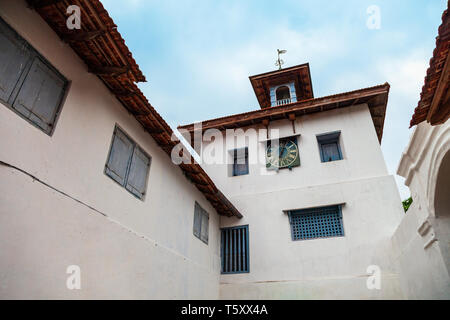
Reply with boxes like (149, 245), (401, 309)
(12, 58), (66, 133)
(321, 142), (340, 162)
(125, 146), (150, 199)
(105, 129), (134, 186)
(232, 148), (249, 176)
(317, 131), (342, 162)
(0, 18), (32, 102)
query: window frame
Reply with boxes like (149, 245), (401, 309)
(220, 225), (250, 274)
(193, 201), (209, 244)
(0, 16), (69, 136)
(316, 131), (343, 162)
(104, 125), (151, 200)
(231, 147), (249, 176)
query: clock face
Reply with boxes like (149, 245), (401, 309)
(266, 138), (299, 169)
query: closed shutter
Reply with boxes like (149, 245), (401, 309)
(125, 146), (150, 199)
(0, 18), (32, 102)
(233, 148), (249, 176)
(105, 129), (134, 186)
(193, 203), (201, 238)
(12, 58), (66, 133)
(321, 142), (339, 162)
(200, 209), (209, 243)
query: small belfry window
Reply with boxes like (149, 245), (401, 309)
(317, 131), (343, 162)
(105, 126), (151, 200)
(232, 148), (249, 176)
(288, 205), (344, 241)
(221, 225), (249, 274)
(275, 86), (291, 105)
(0, 17), (68, 135)
(276, 86), (291, 100)
(193, 202), (209, 244)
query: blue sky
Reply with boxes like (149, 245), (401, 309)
(101, 0), (447, 199)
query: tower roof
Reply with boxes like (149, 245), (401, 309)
(249, 63), (314, 108)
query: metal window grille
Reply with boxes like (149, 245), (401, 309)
(221, 225), (249, 274)
(288, 205), (344, 241)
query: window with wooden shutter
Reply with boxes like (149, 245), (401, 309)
(105, 126), (151, 200)
(221, 225), (249, 274)
(193, 202), (209, 244)
(0, 19), (32, 102)
(232, 148), (249, 176)
(0, 17), (68, 135)
(317, 131), (343, 162)
(12, 58), (67, 133)
(125, 146), (151, 198)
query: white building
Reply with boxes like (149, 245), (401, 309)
(179, 65), (405, 299)
(396, 3), (450, 299)
(0, 0), (448, 299)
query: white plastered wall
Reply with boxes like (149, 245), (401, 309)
(0, 0), (222, 299)
(396, 119), (450, 299)
(199, 104), (406, 299)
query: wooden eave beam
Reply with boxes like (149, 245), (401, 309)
(428, 50), (450, 125)
(115, 90), (137, 98)
(28, 0), (65, 9)
(62, 29), (106, 43)
(179, 85), (389, 133)
(89, 65), (130, 77)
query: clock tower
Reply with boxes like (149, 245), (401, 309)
(249, 63), (314, 170)
(178, 61), (403, 299)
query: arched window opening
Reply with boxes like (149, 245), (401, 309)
(276, 86), (291, 105)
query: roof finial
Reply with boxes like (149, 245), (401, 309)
(275, 49), (287, 70)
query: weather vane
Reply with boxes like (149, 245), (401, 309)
(275, 49), (287, 70)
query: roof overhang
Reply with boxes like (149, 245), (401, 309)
(25, 0), (242, 218)
(178, 83), (390, 146)
(410, 2), (450, 127)
(249, 63), (314, 108)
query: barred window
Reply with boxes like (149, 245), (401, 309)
(221, 225), (249, 274)
(288, 205), (344, 241)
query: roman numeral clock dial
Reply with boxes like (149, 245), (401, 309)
(266, 138), (300, 169)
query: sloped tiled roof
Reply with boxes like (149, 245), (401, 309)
(410, 1), (450, 126)
(179, 83), (390, 144)
(26, 0), (242, 218)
